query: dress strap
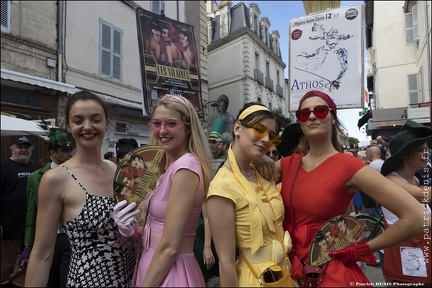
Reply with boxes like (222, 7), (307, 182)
(62, 166), (89, 195)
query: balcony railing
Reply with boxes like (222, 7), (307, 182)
(276, 84), (283, 97)
(254, 69), (264, 85)
(265, 77), (273, 91)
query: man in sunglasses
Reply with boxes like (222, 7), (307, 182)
(208, 131), (224, 160)
(266, 146), (281, 162)
(208, 131), (225, 177)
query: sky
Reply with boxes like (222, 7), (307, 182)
(234, 0), (370, 142)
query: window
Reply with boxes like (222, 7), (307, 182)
(404, 6), (418, 45)
(257, 97), (262, 104)
(412, 5), (418, 41)
(418, 66), (424, 102)
(99, 20), (123, 80)
(116, 122), (127, 134)
(266, 62), (270, 78)
(151, 1), (164, 14)
(254, 15), (258, 33)
(269, 102), (272, 111)
(407, 74), (419, 104)
(1, 0), (10, 33)
(277, 70), (280, 86)
(255, 52), (259, 69)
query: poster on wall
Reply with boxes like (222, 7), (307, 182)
(289, 5), (365, 110)
(136, 8), (203, 117)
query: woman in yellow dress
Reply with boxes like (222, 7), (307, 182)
(207, 103), (295, 287)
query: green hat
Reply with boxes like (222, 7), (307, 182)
(47, 129), (75, 148)
(208, 131), (221, 141)
(381, 120), (431, 176)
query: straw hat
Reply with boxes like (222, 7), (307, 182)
(381, 120), (431, 176)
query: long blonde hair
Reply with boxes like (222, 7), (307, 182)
(149, 95), (212, 194)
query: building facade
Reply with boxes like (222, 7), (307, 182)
(206, 1), (287, 132)
(1, 1), (75, 164)
(1, 0), (209, 162)
(63, 0), (209, 151)
(362, 0), (431, 139)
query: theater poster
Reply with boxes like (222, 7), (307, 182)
(136, 8), (202, 116)
(289, 5), (365, 110)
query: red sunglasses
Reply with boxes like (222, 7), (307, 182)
(296, 105), (332, 122)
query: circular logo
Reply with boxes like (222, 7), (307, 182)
(345, 8), (358, 20)
(291, 29), (302, 40)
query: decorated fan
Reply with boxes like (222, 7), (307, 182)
(309, 215), (365, 266)
(113, 145), (164, 206)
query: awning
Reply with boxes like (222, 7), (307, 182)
(1, 114), (50, 137)
(366, 119), (406, 130)
(1, 68), (76, 94)
(94, 92), (143, 111)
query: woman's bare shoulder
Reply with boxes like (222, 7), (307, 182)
(42, 165), (69, 184)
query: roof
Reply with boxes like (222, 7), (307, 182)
(209, 2), (283, 63)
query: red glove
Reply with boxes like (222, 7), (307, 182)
(329, 239), (376, 266)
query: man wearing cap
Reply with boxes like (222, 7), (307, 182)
(1, 136), (39, 284)
(208, 131), (223, 160)
(216, 132), (232, 160)
(208, 131), (225, 179)
(20, 130), (74, 287)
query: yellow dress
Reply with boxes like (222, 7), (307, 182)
(208, 166), (294, 287)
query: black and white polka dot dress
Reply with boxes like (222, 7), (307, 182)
(62, 166), (134, 287)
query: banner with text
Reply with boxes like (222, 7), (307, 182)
(136, 8), (202, 116)
(289, 5), (365, 110)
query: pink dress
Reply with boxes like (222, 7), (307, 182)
(134, 153), (205, 287)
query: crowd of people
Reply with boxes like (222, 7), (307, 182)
(0, 89), (430, 287)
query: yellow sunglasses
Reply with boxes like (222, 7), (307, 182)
(241, 121), (282, 146)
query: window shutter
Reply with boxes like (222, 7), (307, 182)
(412, 5), (418, 40)
(1, 0), (10, 33)
(99, 20), (122, 80)
(419, 66), (423, 101)
(101, 23), (112, 76)
(405, 13), (414, 44)
(408, 74), (418, 104)
(113, 29), (122, 80)
(151, 1), (160, 14)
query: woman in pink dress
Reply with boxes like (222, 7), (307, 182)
(113, 94), (212, 287)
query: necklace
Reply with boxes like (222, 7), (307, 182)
(223, 164), (254, 177)
(241, 168), (254, 177)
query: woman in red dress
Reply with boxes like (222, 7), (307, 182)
(256, 90), (427, 286)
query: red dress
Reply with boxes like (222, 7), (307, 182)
(280, 153), (370, 287)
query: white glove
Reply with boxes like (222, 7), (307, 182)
(113, 200), (140, 237)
